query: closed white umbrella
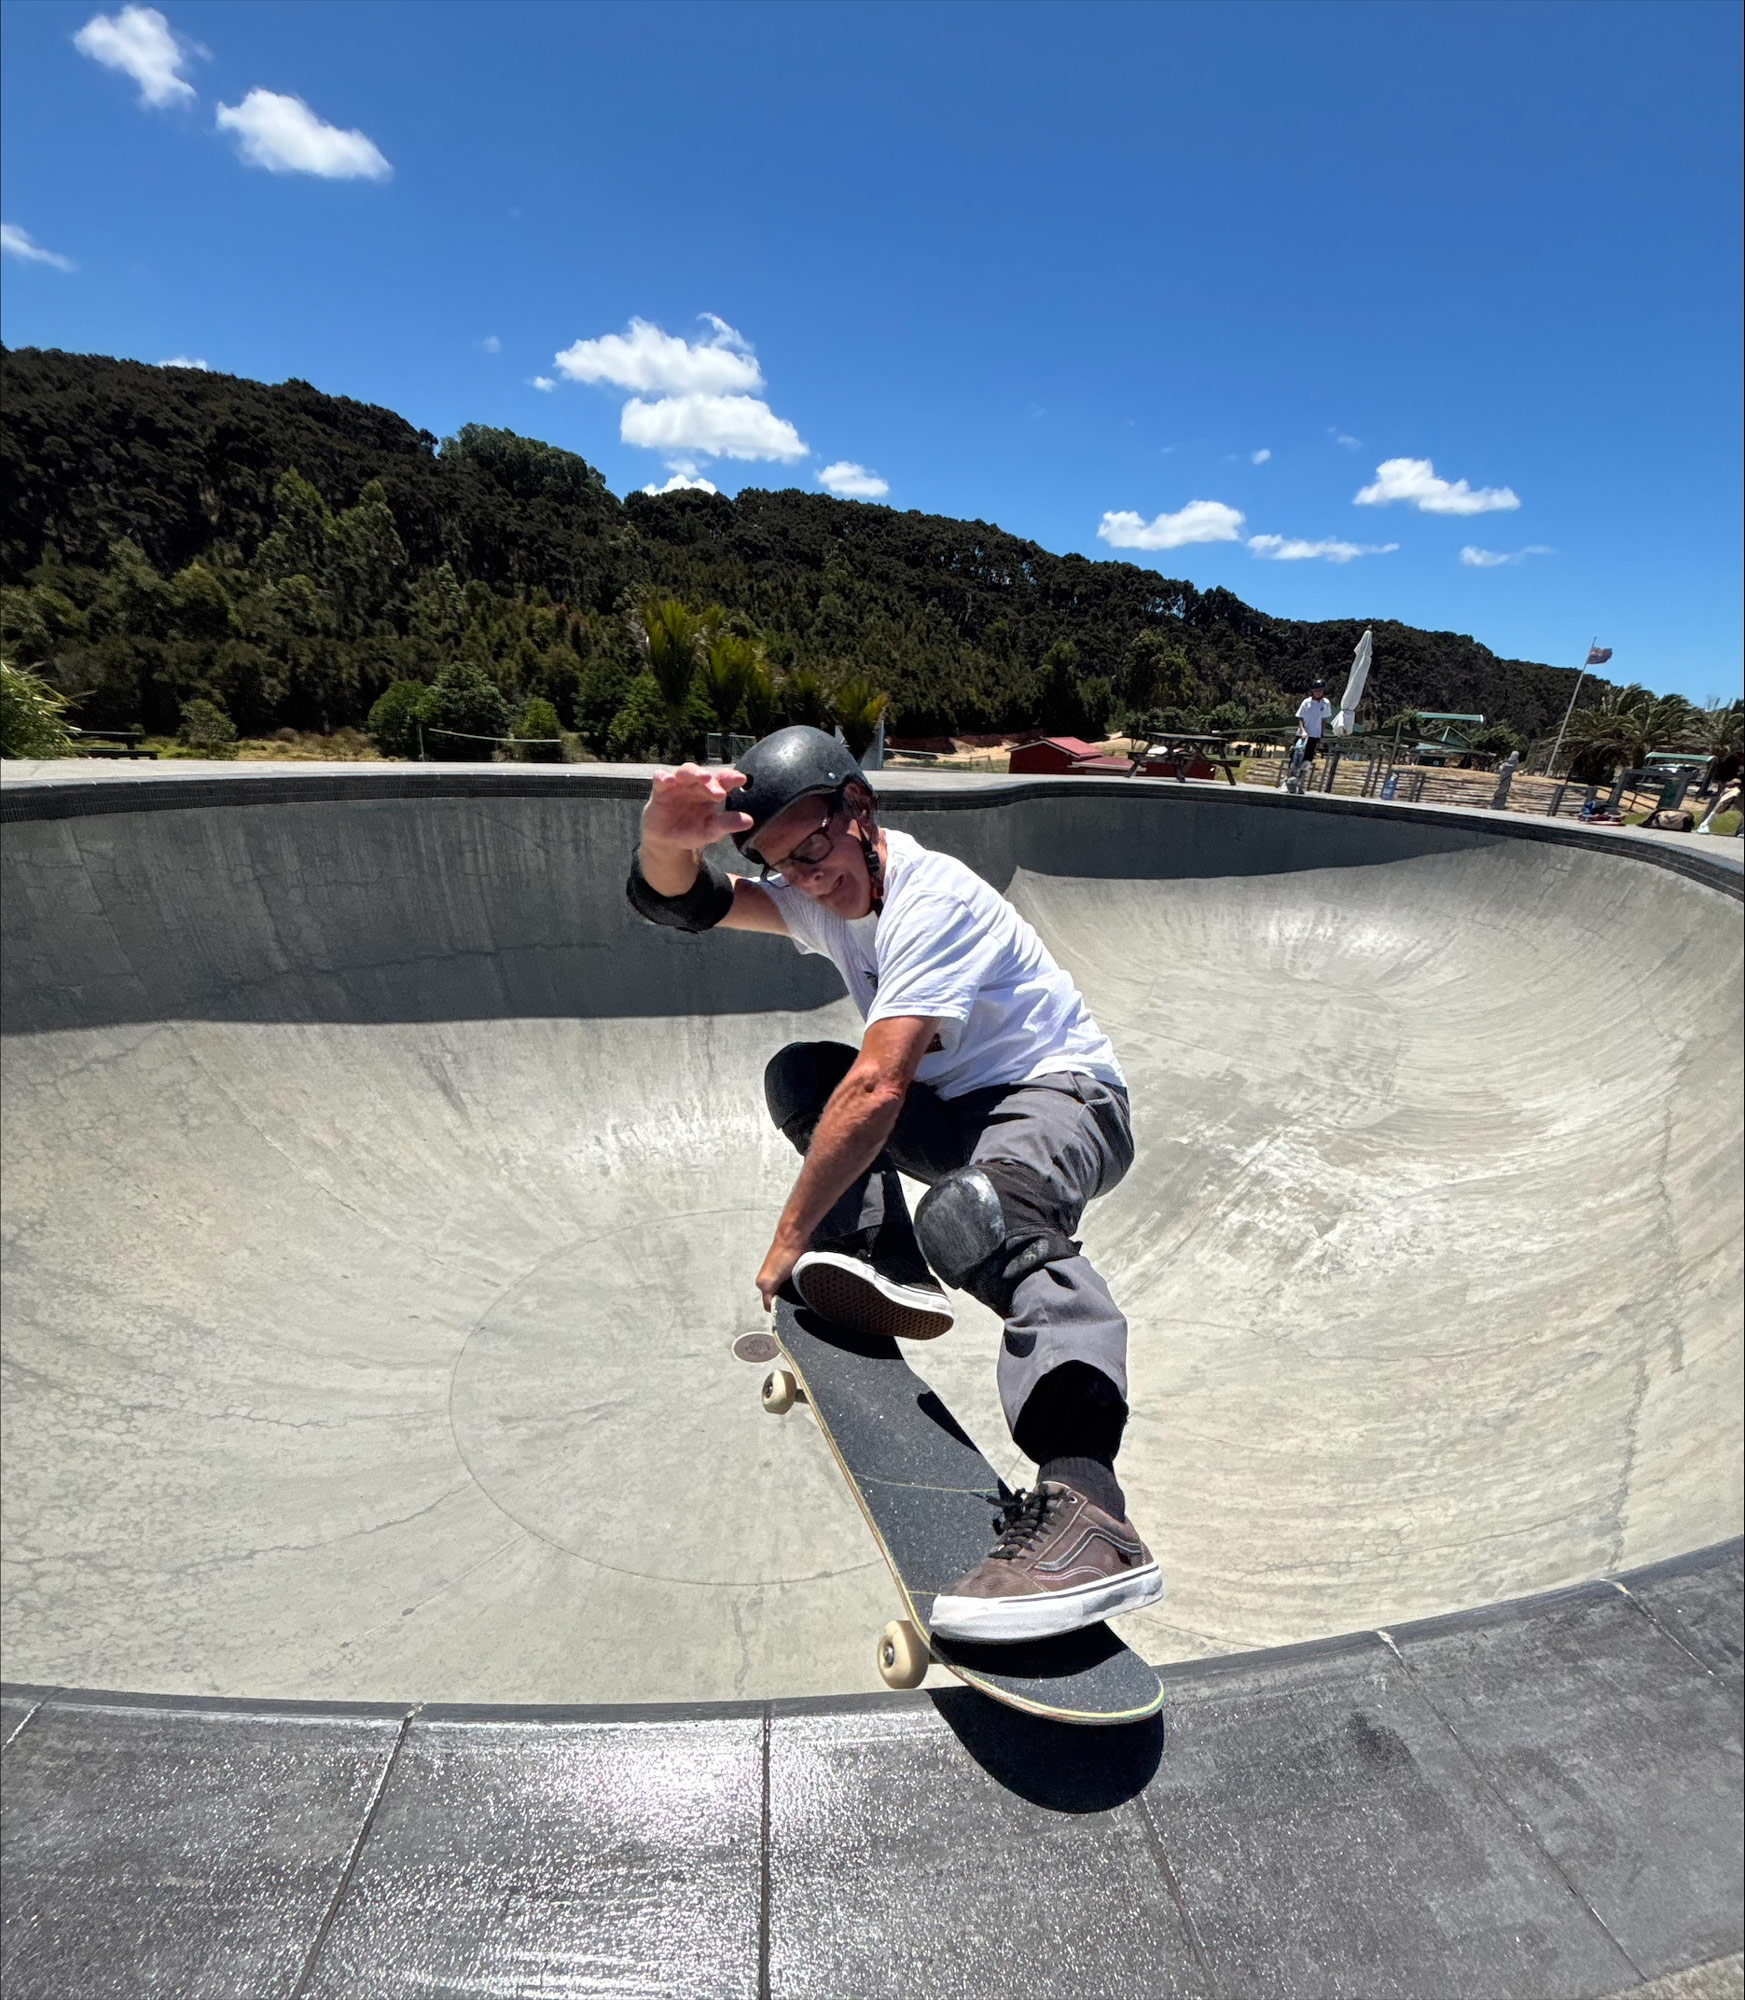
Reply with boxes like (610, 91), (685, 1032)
(1332, 628), (1372, 736)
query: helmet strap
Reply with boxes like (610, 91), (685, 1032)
(847, 790), (884, 914)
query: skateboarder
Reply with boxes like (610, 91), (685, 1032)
(1296, 680), (1332, 764)
(627, 725), (1162, 1644)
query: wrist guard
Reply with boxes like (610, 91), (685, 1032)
(626, 850), (736, 933)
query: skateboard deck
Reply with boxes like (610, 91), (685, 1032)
(767, 1297), (1164, 1726)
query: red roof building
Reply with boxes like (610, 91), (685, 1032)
(1008, 737), (1108, 774)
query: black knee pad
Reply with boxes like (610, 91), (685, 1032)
(914, 1161), (1081, 1317)
(763, 1041), (858, 1150)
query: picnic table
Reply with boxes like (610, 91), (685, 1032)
(1126, 731), (1241, 785)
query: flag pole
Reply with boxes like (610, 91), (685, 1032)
(1547, 636), (1598, 776)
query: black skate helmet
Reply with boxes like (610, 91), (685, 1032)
(728, 725), (867, 860)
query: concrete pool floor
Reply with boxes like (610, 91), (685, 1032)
(2, 764), (1738, 1706)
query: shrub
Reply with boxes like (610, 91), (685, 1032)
(368, 678), (433, 758)
(0, 660), (76, 757)
(421, 661), (511, 761)
(177, 697), (238, 757)
(512, 697), (565, 763)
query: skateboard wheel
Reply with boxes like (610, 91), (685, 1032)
(761, 1367), (798, 1417)
(876, 1618), (929, 1690)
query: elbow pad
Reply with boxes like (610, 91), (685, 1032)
(626, 850), (736, 933)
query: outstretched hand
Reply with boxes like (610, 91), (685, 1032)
(641, 764), (754, 856)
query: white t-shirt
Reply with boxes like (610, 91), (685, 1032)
(1298, 697), (1332, 738)
(761, 829), (1126, 1099)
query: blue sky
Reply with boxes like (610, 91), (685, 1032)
(3, 0), (1739, 701)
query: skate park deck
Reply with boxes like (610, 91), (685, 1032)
(2, 762), (1740, 1997)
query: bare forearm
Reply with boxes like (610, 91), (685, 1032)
(638, 833), (702, 897)
(774, 1071), (905, 1250)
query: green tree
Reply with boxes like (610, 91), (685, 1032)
(697, 628), (763, 732)
(779, 662), (833, 730)
(170, 561), (237, 642)
(1690, 698), (1744, 762)
(607, 671), (671, 760)
(409, 562), (467, 654)
(421, 660), (511, 759)
(741, 652), (780, 736)
(832, 675), (890, 758)
(513, 696), (565, 763)
(177, 696), (238, 757)
(213, 639), (285, 735)
(1470, 721), (1525, 759)
(572, 650), (636, 752)
(1, 660), (76, 756)
(327, 480), (407, 635)
(254, 469), (333, 585)
(1120, 632), (1198, 722)
(95, 538), (174, 640)
(368, 678), (433, 758)
(1562, 685), (1696, 779)
(631, 598), (704, 759)
(1, 584), (85, 665)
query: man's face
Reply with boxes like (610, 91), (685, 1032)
(754, 794), (876, 919)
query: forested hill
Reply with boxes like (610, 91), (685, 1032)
(1, 345), (1602, 750)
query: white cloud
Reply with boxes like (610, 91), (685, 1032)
(215, 89), (391, 180)
(555, 316), (763, 395)
(528, 375), (556, 392)
(1329, 429), (1363, 450)
(1355, 456), (1519, 515)
(699, 312), (752, 353)
(74, 6), (194, 109)
(1248, 534), (1398, 563)
(1, 223), (76, 271)
(818, 461), (889, 499)
(1097, 500), (1245, 551)
(481, 334), (502, 354)
(1251, 448), (1271, 465)
(1460, 544), (1554, 567)
(642, 472), (720, 496)
(159, 354), (208, 369)
(621, 393), (807, 463)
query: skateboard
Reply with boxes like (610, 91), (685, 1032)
(761, 1297), (1164, 1726)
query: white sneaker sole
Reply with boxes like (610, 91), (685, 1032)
(793, 1251), (954, 1341)
(929, 1562), (1165, 1643)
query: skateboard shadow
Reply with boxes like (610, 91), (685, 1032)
(930, 1686), (1165, 1811)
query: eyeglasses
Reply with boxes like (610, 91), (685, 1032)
(755, 805), (844, 881)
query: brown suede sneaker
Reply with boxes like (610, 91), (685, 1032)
(928, 1482), (1164, 1642)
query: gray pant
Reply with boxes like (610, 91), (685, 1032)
(764, 1042), (1133, 1435)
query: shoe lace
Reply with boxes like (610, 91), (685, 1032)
(986, 1486), (1060, 1562)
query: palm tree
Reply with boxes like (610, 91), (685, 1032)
(631, 598), (704, 759)
(1691, 698), (1744, 763)
(832, 675), (890, 758)
(697, 630), (763, 734)
(741, 654), (780, 737)
(1562, 684), (1696, 779)
(778, 664), (834, 731)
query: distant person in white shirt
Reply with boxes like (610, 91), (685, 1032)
(625, 726), (1162, 1643)
(1296, 681), (1333, 761)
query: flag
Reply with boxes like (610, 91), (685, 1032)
(1586, 646), (1612, 666)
